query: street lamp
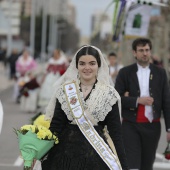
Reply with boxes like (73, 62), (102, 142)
(41, 0), (48, 61)
(7, 0), (12, 57)
(30, 0), (36, 56)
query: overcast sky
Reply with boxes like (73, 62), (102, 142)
(69, 0), (167, 37)
(70, 0), (113, 36)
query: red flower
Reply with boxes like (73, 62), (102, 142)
(164, 142), (170, 160)
(23, 91), (29, 97)
(165, 153), (170, 160)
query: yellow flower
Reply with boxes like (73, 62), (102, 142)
(53, 135), (59, 144)
(55, 138), (59, 144)
(18, 124), (59, 144)
(33, 115), (50, 129)
(30, 126), (36, 133)
(37, 129), (47, 140)
(21, 125), (35, 132)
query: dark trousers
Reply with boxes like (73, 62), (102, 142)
(122, 121), (161, 170)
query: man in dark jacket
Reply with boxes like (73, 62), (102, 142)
(8, 49), (20, 79)
(115, 38), (170, 170)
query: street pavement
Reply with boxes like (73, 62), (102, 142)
(0, 63), (13, 93)
(153, 119), (170, 170)
(0, 87), (32, 170)
(0, 63), (170, 170)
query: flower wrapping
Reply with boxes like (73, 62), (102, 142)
(18, 130), (54, 167)
(164, 141), (170, 160)
(15, 124), (58, 169)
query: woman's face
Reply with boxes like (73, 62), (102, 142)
(53, 50), (60, 60)
(23, 51), (29, 60)
(78, 55), (99, 82)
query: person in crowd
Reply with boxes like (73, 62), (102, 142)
(7, 49), (20, 79)
(38, 49), (68, 108)
(19, 70), (40, 113)
(41, 45), (129, 170)
(16, 49), (37, 77)
(0, 48), (7, 67)
(151, 55), (163, 68)
(115, 38), (170, 170)
(108, 52), (123, 85)
(14, 49), (37, 103)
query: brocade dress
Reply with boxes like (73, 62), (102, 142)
(42, 82), (128, 170)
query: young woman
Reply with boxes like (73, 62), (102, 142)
(38, 49), (68, 108)
(14, 50), (37, 103)
(43, 45), (128, 170)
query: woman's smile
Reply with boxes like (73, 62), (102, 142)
(78, 55), (98, 83)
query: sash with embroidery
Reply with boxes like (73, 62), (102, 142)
(64, 81), (122, 170)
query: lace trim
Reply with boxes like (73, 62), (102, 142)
(85, 82), (118, 121)
(56, 82), (118, 122)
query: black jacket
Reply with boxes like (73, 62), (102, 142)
(115, 63), (170, 131)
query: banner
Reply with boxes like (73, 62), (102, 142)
(112, 0), (121, 35)
(112, 0), (127, 41)
(124, 4), (152, 38)
(111, 0), (168, 41)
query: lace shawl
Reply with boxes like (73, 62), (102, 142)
(45, 45), (121, 122)
(47, 81), (120, 124)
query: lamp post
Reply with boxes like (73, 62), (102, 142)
(7, 0), (12, 57)
(47, 0), (58, 57)
(30, 0), (36, 56)
(41, 0), (48, 61)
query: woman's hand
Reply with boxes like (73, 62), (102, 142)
(31, 159), (37, 169)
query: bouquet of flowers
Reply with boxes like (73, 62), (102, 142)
(164, 141), (170, 160)
(15, 124), (58, 170)
(33, 114), (50, 129)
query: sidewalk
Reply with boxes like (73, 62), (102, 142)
(0, 63), (14, 93)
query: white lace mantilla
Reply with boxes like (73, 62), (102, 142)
(56, 81), (119, 123)
(45, 45), (121, 122)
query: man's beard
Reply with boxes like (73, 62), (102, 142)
(137, 58), (150, 66)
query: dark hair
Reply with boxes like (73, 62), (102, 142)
(132, 38), (152, 51)
(76, 46), (101, 68)
(108, 52), (117, 58)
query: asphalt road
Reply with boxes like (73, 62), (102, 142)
(0, 86), (170, 170)
(0, 87), (34, 170)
